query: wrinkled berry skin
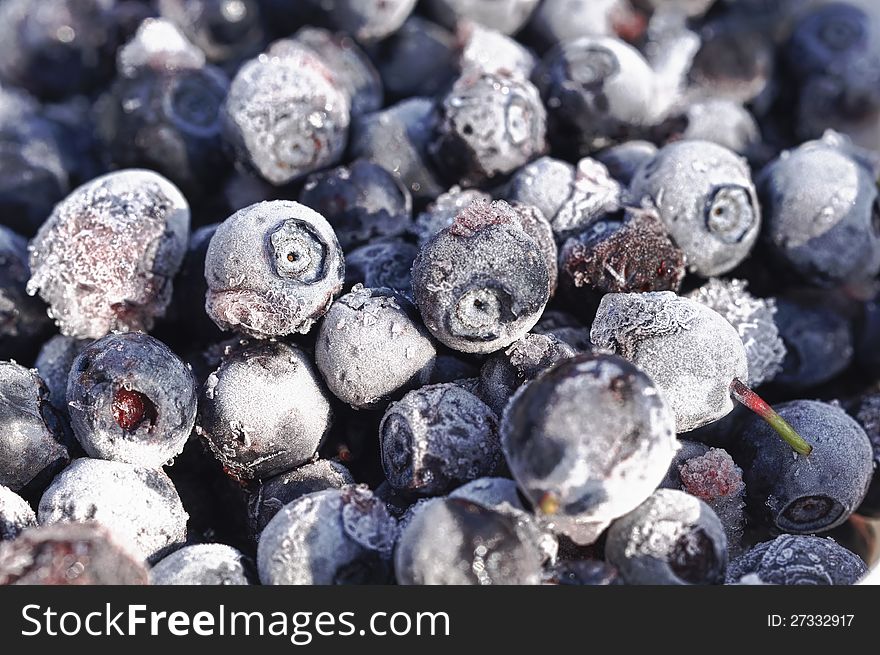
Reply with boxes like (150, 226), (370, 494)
(150, 543), (256, 585)
(412, 200), (551, 354)
(0, 226), (53, 360)
(67, 332), (197, 468)
(606, 489), (728, 585)
(737, 400), (873, 535)
(426, 0), (540, 36)
(0, 362), (70, 494)
(380, 383), (500, 496)
(27, 169), (190, 340)
(0, 484), (37, 541)
(629, 140), (761, 277)
(345, 238), (417, 295)
(501, 353), (678, 545)
(727, 534), (866, 585)
(197, 340), (333, 482)
(204, 201), (345, 339)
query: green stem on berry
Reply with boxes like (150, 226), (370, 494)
(730, 378), (813, 456)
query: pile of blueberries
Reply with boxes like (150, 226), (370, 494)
(2, 0), (880, 586)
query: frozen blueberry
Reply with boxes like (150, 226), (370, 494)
(629, 140), (761, 276)
(0, 226), (53, 360)
(316, 286), (436, 410)
(785, 3), (874, 82)
(299, 160), (412, 251)
(606, 489), (728, 585)
(668, 99), (761, 156)
(411, 186), (491, 247)
(688, 278), (785, 387)
(429, 71), (546, 187)
(34, 335), (91, 416)
(380, 383), (501, 496)
(525, 0), (620, 49)
(39, 458), (188, 563)
(458, 21), (537, 79)
(853, 392), (880, 517)
(306, 0), (417, 43)
(737, 400), (873, 534)
(0, 362), (70, 494)
(594, 140), (657, 186)
(257, 486), (398, 585)
(757, 132), (880, 286)
(66, 332), (197, 468)
(501, 353), (678, 545)
(150, 543), (256, 585)
(247, 459), (354, 535)
(426, 0), (540, 36)
(27, 169), (190, 340)
(0, 522), (149, 585)
(204, 200), (344, 338)
(345, 238), (418, 295)
(223, 39), (350, 185)
(0, 484), (36, 541)
(633, 0), (715, 16)
(727, 535), (866, 585)
(476, 332), (576, 415)
(591, 292), (748, 432)
(532, 310), (592, 352)
(376, 16), (457, 100)
(412, 200), (552, 354)
(197, 339), (333, 482)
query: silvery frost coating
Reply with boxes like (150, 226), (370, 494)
(628, 140), (761, 276)
(526, 0), (619, 47)
(677, 99), (760, 156)
(222, 39), (350, 185)
(38, 458), (188, 563)
(426, 0), (539, 35)
(0, 225), (52, 357)
(379, 383), (501, 496)
(727, 535), (866, 585)
(150, 544), (255, 585)
(606, 489), (728, 585)
(0, 362), (69, 493)
(27, 169), (190, 339)
(257, 486), (398, 585)
(204, 201), (344, 339)
(591, 291), (749, 432)
(394, 497), (544, 585)
(412, 200), (552, 354)
(197, 340), (332, 481)
(412, 186), (491, 247)
(458, 22), (536, 79)
(66, 332), (197, 468)
(757, 131), (880, 286)
(501, 353), (679, 545)
(316, 286), (436, 410)
(0, 484), (36, 541)
(688, 278), (785, 387)
(33, 335), (90, 416)
(738, 400), (873, 534)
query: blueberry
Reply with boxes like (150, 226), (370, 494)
(525, 0), (620, 50)
(501, 353), (678, 545)
(204, 201), (344, 338)
(411, 186), (491, 247)
(0, 362), (70, 494)
(316, 286), (436, 410)
(38, 458), (188, 563)
(0, 226), (53, 360)
(458, 21), (537, 79)
(669, 99), (761, 156)
(299, 160), (412, 251)
(34, 337), (92, 418)
(379, 383), (501, 496)
(425, 0), (540, 36)
(345, 238), (418, 295)
(376, 16), (458, 100)
(0, 522), (149, 585)
(852, 392), (880, 517)
(150, 543), (256, 585)
(257, 486), (398, 585)
(606, 489), (728, 585)
(532, 310), (592, 352)
(737, 400), (873, 534)
(412, 200), (552, 354)
(727, 534), (866, 585)
(66, 332), (197, 468)
(27, 169), (190, 340)
(785, 3), (873, 81)
(429, 71), (546, 187)
(247, 459), (354, 535)
(0, 484), (37, 542)
(304, 0), (417, 43)
(629, 140), (761, 276)
(223, 39), (350, 185)
(594, 140), (657, 186)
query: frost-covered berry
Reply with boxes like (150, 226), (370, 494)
(0, 522), (149, 585)
(412, 200), (552, 354)
(672, 99), (760, 156)
(309, 0), (417, 43)
(727, 535), (866, 585)
(380, 383), (501, 496)
(38, 458), (188, 563)
(595, 140), (657, 186)
(150, 544), (256, 585)
(27, 169), (190, 340)
(257, 487), (398, 585)
(204, 201), (344, 338)
(66, 332), (197, 468)
(0, 484), (36, 541)
(429, 71), (546, 187)
(223, 39), (350, 185)
(525, 0), (620, 49)
(197, 340), (333, 481)
(345, 238), (418, 294)
(316, 286), (436, 409)
(426, 0), (540, 36)
(411, 186), (491, 247)
(458, 21), (536, 79)
(853, 392), (880, 517)
(629, 140), (761, 276)
(532, 310), (591, 352)
(395, 497), (543, 585)
(0, 226), (53, 359)
(501, 353), (678, 545)
(606, 489), (728, 585)
(33, 335), (90, 416)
